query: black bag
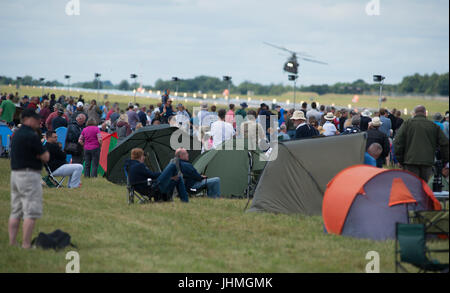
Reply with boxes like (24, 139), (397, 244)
(64, 142), (81, 155)
(31, 229), (77, 250)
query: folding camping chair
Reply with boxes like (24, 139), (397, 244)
(43, 164), (66, 188)
(411, 210), (449, 237)
(124, 164), (152, 204)
(171, 157), (207, 198)
(395, 223), (449, 273)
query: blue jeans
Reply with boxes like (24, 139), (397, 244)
(157, 163), (189, 202)
(191, 177), (221, 198)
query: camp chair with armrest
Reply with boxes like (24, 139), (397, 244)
(43, 163), (66, 188)
(395, 223), (449, 273)
(123, 164), (152, 205)
(171, 157), (207, 198)
(412, 210), (449, 237)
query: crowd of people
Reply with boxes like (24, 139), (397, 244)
(1, 90), (449, 249)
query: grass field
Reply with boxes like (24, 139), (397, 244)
(1, 85), (448, 116)
(0, 159), (447, 273)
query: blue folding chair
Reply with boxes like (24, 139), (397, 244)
(0, 125), (13, 156)
(55, 127), (71, 162)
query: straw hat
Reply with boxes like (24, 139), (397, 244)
(119, 113), (128, 123)
(324, 112), (336, 121)
(290, 110), (306, 121)
(371, 117), (382, 127)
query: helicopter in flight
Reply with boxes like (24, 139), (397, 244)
(263, 41), (328, 75)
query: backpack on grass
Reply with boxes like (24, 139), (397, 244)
(31, 229), (77, 250)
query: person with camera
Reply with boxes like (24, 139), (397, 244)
(9, 109), (50, 249)
(65, 113), (86, 164)
(394, 105), (449, 182)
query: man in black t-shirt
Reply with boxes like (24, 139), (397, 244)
(45, 131), (83, 188)
(9, 109), (49, 249)
(52, 109), (68, 130)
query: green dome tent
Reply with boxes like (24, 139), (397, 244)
(247, 133), (367, 215)
(193, 139), (267, 198)
(106, 125), (201, 184)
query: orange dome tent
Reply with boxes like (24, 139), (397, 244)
(323, 165), (441, 240)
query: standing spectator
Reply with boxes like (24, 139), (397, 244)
(159, 99), (175, 125)
(116, 113), (132, 139)
(8, 109), (49, 249)
(87, 100), (102, 125)
(300, 102), (308, 116)
(275, 105), (287, 126)
(146, 109), (153, 126)
(443, 112), (449, 139)
(27, 97), (39, 110)
(45, 104), (69, 132)
(235, 102), (248, 120)
(49, 94), (57, 112)
(394, 110), (404, 135)
(127, 105), (140, 130)
(258, 103), (273, 133)
(291, 110), (318, 140)
(388, 108), (398, 134)
(71, 101), (87, 122)
(106, 103), (118, 120)
(225, 104), (236, 129)
(101, 101), (110, 121)
(360, 109), (372, 131)
(20, 96), (30, 109)
(322, 112), (339, 136)
(240, 110), (266, 149)
(138, 106), (148, 126)
(366, 117), (390, 168)
(338, 109), (348, 133)
(285, 109), (297, 139)
(161, 89), (170, 105)
(110, 106), (120, 126)
(52, 108), (68, 130)
(45, 130), (83, 188)
(0, 93), (17, 124)
(39, 100), (51, 132)
(432, 113), (444, 131)
(78, 118), (102, 178)
(210, 109), (235, 148)
(66, 113), (86, 164)
(66, 98), (76, 117)
(379, 108), (392, 138)
(306, 102), (321, 122)
(394, 105), (449, 182)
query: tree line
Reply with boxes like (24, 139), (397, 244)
(1, 72), (448, 96)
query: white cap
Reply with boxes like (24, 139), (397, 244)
(77, 101), (83, 107)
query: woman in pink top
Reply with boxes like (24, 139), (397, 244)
(79, 118), (102, 178)
(225, 104), (236, 129)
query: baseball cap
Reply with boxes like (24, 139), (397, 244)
(77, 101), (84, 107)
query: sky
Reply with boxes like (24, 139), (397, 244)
(0, 0), (448, 87)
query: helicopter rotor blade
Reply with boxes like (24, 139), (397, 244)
(263, 41), (294, 54)
(300, 57), (328, 65)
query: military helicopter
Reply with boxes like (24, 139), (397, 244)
(263, 41), (327, 75)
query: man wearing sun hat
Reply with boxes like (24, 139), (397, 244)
(366, 116), (390, 168)
(360, 109), (372, 132)
(291, 110), (318, 140)
(322, 112), (339, 136)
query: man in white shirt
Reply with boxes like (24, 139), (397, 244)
(210, 109), (235, 148)
(322, 112), (339, 136)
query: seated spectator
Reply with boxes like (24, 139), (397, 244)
(45, 131), (83, 188)
(175, 148), (221, 198)
(278, 124), (291, 141)
(291, 110), (319, 140)
(341, 115), (361, 135)
(52, 109), (68, 130)
(364, 143), (383, 167)
(126, 148), (162, 199)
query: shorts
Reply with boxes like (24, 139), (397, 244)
(10, 169), (43, 219)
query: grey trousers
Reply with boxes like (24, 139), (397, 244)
(403, 164), (433, 182)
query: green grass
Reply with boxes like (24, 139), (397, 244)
(1, 159), (447, 273)
(2, 85), (448, 116)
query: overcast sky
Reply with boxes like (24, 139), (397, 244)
(0, 0), (448, 87)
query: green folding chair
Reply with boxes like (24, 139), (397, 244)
(395, 223), (449, 273)
(413, 211), (449, 236)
